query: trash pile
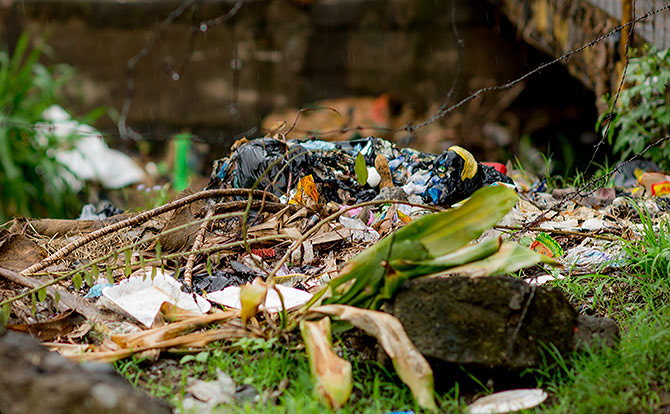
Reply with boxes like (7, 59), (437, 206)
(209, 136), (511, 206)
(0, 135), (665, 411)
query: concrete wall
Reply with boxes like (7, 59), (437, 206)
(2, 0), (540, 141)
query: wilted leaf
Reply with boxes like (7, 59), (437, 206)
(389, 237), (502, 279)
(7, 310), (85, 341)
(313, 305), (437, 411)
(239, 277), (268, 324)
(111, 310), (235, 349)
(300, 317), (353, 409)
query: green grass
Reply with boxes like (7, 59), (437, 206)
(116, 337), (462, 413)
(533, 306), (670, 414)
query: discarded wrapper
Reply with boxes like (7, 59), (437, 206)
(206, 284), (313, 312)
(530, 232), (563, 258)
(101, 269), (211, 327)
(468, 389), (548, 414)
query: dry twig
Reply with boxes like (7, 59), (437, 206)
(21, 189), (278, 276)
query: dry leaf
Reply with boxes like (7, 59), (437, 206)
(313, 305), (437, 411)
(240, 277), (268, 324)
(300, 318), (353, 409)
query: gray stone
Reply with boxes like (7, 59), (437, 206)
(0, 330), (170, 414)
(384, 276), (581, 370)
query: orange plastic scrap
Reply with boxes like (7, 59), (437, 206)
(651, 181), (670, 197)
(289, 174), (319, 206)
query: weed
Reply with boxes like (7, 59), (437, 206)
(0, 34), (85, 220)
(600, 47), (670, 169)
(118, 337), (464, 413)
(535, 306), (670, 413)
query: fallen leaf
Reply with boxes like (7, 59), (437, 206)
(240, 277), (268, 324)
(313, 305), (437, 411)
(7, 310), (85, 341)
(300, 317), (353, 409)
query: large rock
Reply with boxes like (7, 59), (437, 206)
(0, 330), (170, 414)
(385, 276), (594, 371)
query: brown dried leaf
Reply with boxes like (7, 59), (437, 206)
(313, 305), (437, 411)
(300, 318), (353, 409)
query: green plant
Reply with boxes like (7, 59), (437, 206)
(535, 306), (670, 413)
(0, 34), (83, 220)
(600, 47), (670, 168)
(321, 186), (555, 309)
(117, 340), (464, 414)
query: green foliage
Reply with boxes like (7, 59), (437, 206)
(600, 47), (670, 168)
(0, 34), (83, 221)
(117, 340), (463, 413)
(535, 307), (670, 413)
(322, 186), (554, 309)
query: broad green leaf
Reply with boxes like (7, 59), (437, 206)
(389, 237), (502, 278)
(323, 186), (518, 309)
(437, 241), (558, 277)
(354, 152), (368, 186)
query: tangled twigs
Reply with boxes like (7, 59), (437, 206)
(267, 199), (441, 283)
(21, 189), (279, 276)
(494, 225), (621, 242)
(183, 209), (214, 290)
(0, 267), (104, 321)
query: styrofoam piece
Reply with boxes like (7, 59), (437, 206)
(468, 389), (548, 414)
(101, 269), (210, 327)
(206, 284), (313, 312)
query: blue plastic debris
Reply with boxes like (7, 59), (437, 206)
(84, 283), (114, 298)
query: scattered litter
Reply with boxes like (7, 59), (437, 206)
(101, 269), (211, 327)
(207, 284), (313, 312)
(564, 245), (619, 269)
(530, 232), (564, 258)
(338, 216), (380, 243)
(39, 105), (145, 190)
(78, 201), (123, 220)
(524, 274), (565, 286)
(84, 283), (114, 298)
(468, 389), (548, 414)
(183, 370), (236, 411)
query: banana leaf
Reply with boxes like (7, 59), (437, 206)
(434, 241), (559, 277)
(324, 186), (518, 309)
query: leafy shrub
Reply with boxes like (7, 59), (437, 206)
(0, 34), (83, 221)
(600, 47), (670, 168)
